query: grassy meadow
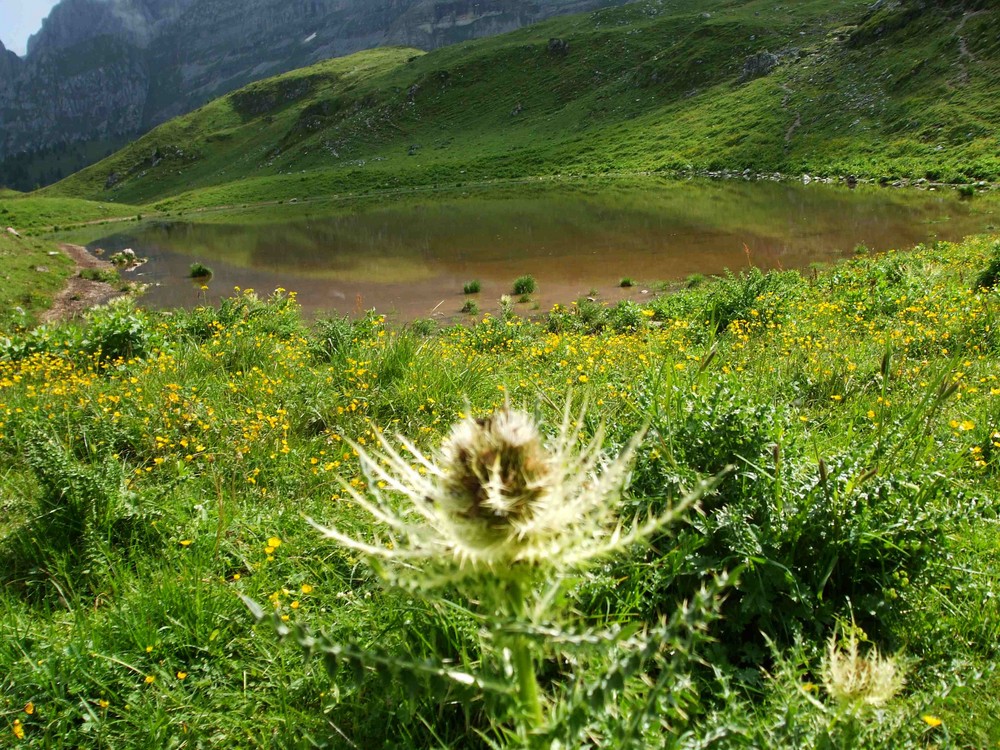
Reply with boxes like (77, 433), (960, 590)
(0, 233), (74, 330)
(1, 231), (999, 746)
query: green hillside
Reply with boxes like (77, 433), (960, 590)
(42, 0), (1000, 211)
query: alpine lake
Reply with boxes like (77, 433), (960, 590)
(79, 177), (999, 322)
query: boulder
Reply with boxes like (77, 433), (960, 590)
(740, 51), (779, 82)
(547, 38), (569, 56)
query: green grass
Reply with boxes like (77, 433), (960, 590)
(188, 262), (213, 279)
(0, 234), (998, 745)
(512, 274), (537, 295)
(0, 233), (74, 329)
(0, 195), (148, 234)
(30, 0), (1000, 215)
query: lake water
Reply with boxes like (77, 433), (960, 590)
(86, 178), (997, 321)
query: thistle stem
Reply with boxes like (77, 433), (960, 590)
(509, 579), (544, 729)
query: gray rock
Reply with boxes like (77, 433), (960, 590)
(740, 51), (779, 82)
(547, 38), (570, 56)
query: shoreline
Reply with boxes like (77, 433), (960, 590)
(39, 243), (128, 323)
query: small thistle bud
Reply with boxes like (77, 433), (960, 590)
(823, 626), (904, 708)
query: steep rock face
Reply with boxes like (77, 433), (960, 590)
(387, 0), (616, 48)
(0, 40), (22, 83)
(0, 35), (149, 163)
(26, 0), (198, 55)
(0, 0), (631, 188)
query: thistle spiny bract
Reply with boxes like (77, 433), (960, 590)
(315, 402), (701, 583)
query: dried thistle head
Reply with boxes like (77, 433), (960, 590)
(438, 409), (555, 543)
(822, 626), (905, 708)
(314, 401), (717, 586)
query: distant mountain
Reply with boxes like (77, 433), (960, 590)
(44, 0), (998, 210)
(0, 0), (631, 190)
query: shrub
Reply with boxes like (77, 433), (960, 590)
(79, 268), (119, 284)
(409, 318), (437, 337)
(189, 262), (213, 279)
(545, 298), (610, 334)
(512, 275), (537, 295)
(620, 381), (951, 667)
(311, 314), (356, 362)
(703, 268), (803, 333)
(609, 300), (647, 333)
(686, 273), (706, 288)
(7, 436), (157, 601)
(463, 280), (481, 294)
(0, 323), (82, 361)
(84, 301), (159, 363)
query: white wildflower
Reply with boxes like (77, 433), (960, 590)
(314, 401), (716, 583)
(823, 626), (905, 708)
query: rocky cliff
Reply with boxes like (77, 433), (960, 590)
(0, 40), (21, 82)
(0, 0), (630, 189)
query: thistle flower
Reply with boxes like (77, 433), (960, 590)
(300, 401), (727, 732)
(315, 401), (712, 583)
(822, 626), (905, 708)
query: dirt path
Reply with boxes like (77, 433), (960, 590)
(40, 244), (126, 323)
(954, 10), (986, 85)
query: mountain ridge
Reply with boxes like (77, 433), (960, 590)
(0, 0), (631, 190)
(38, 0), (999, 211)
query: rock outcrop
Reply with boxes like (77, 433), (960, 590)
(0, 0), (631, 188)
(0, 39), (22, 82)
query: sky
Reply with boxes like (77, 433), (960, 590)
(0, 0), (61, 56)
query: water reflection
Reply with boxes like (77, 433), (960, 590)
(86, 178), (995, 321)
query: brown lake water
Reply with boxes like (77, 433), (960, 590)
(85, 178), (998, 322)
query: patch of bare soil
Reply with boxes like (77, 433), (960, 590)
(40, 244), (126, 323)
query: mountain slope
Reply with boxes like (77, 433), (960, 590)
(0, 0), (630, 190)
(44, 0), (1000, 209)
